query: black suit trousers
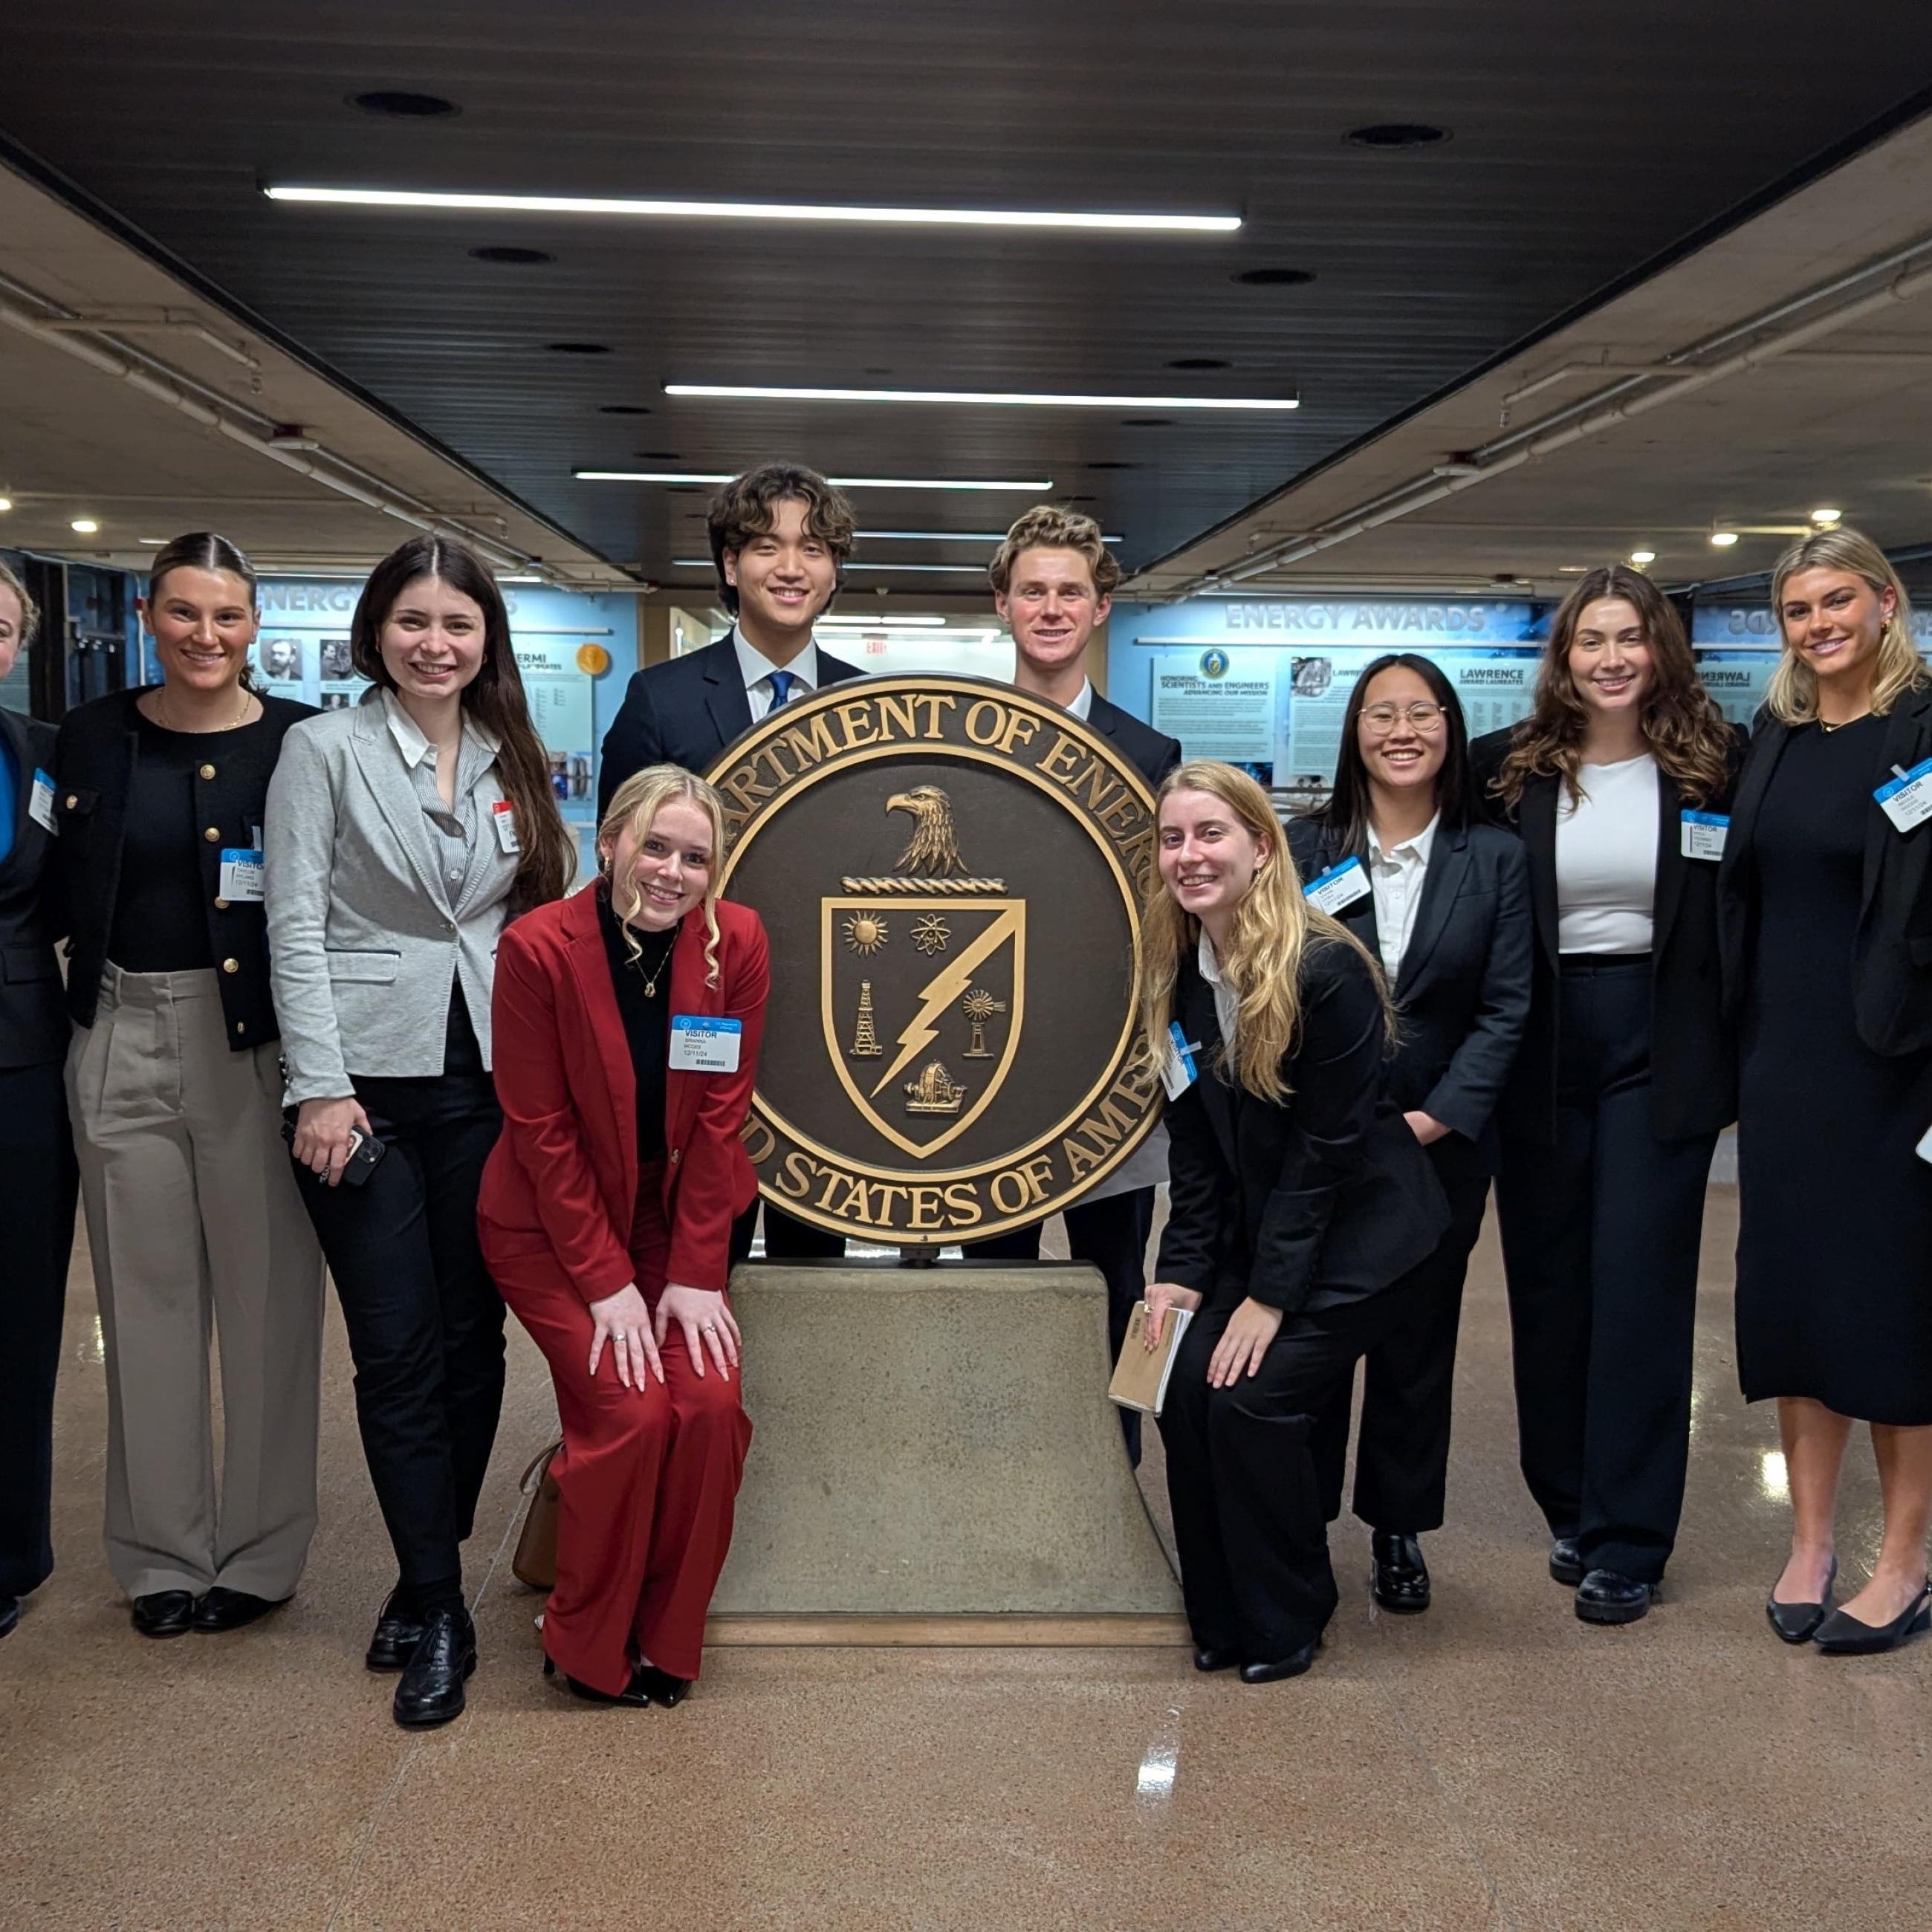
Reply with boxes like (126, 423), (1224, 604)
(1312, 1153), (1492, 1534)
(0, 1058), (78, 1598)
(1495, 958), (1715, 1583)
(1159, 1281), (1422, 1659)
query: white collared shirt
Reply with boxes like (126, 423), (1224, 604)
(1066, 679), (1095, 722)
(733, 628), (821, 722)
(1367, 812), (1439, 985)
(378, 687), (502, 767)
(377, 689), (505, 906)
(1197, 928), (1239, 1051)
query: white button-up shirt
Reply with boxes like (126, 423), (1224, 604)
(734, 628), (822, 722)
(1367, 813), (1439, 985)
(1197, 928), (1240, 1051)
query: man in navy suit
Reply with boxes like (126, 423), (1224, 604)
(598, 463), (865, 1258)
(970, 508), (1181, 1457)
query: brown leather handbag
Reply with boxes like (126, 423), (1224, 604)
(511, 1438), (563, 1591)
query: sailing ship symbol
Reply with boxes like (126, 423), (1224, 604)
(903, 1060), (967, 1115)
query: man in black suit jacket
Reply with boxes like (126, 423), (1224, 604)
(597, 463), (866, 1259)
(970, 508), (1182, 1456)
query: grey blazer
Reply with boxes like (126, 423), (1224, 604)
(265, 693), (518, 1103)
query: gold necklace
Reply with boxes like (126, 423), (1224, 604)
(1818, 711), (1870, 734)
(156, 682), (253, 733)
(625, 924), (680, 997)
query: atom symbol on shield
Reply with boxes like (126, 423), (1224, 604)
(843, 912), (888, 956)
(912, 913), (951, 955)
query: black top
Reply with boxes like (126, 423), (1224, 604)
(1155, 934), (1448, 1315)
(1286, 814), (1533, 1176)
(596, 882), (674, 1162)
(0, 709), (69, 1070)
(53, 687), (317, 1048)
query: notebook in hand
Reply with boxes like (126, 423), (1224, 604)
(1107, 1300), (1195, 1417)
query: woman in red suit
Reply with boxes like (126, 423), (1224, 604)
(480, 764), (768, 1708)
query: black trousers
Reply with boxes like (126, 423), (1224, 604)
(0, 1057), (77, 1599)
(1159, 1282), (1420, 1659)
(969, 1187), (1154, 1462)
(1312, 1155), (1492, 1535)
(1495, 956), (1716, 1584)
(295, 1006), (506, 1601)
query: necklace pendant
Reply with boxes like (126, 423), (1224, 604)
(644, 984), (657, 996)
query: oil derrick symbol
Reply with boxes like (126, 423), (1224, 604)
(849, 979), (883, 1057)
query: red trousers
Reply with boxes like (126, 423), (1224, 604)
(486, 1166), (751, 1693)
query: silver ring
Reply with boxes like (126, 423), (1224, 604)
(702, 1323), (716, 1333)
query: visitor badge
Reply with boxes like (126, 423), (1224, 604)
(1916, 1119), (1932, 1167)
(1303, 856), (1370, 916)
(1162, 1021), (1200, 1100)
(490, 799), (521, 854)
(1680, 810), (1728, 860)
(28, 768), (56, 833)
(219, 848), (265, 902)
(669, 1015), (742, 1073)
(1876, 758), (1932, 834)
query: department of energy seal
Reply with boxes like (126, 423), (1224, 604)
(707, 676), (1163, 1246)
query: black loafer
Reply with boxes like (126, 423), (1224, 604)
(1239, 1638), (1320, 1685)
(1192, 1645), (1241, 1673)
(192, 1587), (287, 1633)
(132, 1590), (196, 1638)
(1574, 1569), (1659, 1624)
(0, 1595), (19, 1641)
(1548, 1538), (1583, 1586)
(1813, 1582), (1932, 1656)
(365, 1592), (427, 1672)
(543, 1656), (652, 1707)
(1370, 1531), (1430, 1613)
(635, 1664), (693, 1708)
(392, 1607), (476, 1728)
(1766, 1559), (1837, 1645)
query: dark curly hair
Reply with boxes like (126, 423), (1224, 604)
(706, 463), (856, 614)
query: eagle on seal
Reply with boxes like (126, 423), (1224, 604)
(885, 786), (964, 875)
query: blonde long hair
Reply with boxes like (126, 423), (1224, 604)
(1137, 760), (1392, 1104)
(598, 765), (728, 988)
(1766, 526), (1926, 724)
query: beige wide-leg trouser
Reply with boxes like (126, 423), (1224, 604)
(67, 966), (325, 1601)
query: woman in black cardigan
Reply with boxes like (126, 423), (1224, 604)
(1472, 566), (1742, 1626)
(1142, 760), (1448, 1683)
(55, 534), (324, 1641)
(1719, 527), (1932, 1654)
(1289, 655), (1532, 1615)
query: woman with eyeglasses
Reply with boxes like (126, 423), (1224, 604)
(1289, 655), (1532, 1615)
(1473, 568), (1742, 1625)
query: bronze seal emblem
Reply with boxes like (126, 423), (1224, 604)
(708, 675), (1163, 1245)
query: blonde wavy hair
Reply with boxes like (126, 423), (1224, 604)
(597, 765), (728, 988)
(1137, 759), (1392, 1104)
(1766, 526), (1926, 724)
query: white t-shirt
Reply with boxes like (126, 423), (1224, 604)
(1555, 753), (1659, 954)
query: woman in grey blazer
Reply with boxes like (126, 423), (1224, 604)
(265, 534), (572, 1728)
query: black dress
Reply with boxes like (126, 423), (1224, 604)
(1736, 715), (1932, 1424)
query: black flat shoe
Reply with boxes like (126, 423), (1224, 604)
(0, 1595), (19, 1641)
(131, 1590), (196, 1638)
(635, 1664), (693, 1708)
(542, 1656), (653, 1707)
(192, 1587), (288, 1633)
(1192, 1645), (1241, 1673)
(1813, 1582), (1932, 1656)
(1370, 1531), (1430, 1613)
(1548, 1538), (1583, 1586)
(1766, 1558), (1837, 1645)
(1239, 1638), (1321, 1685)
(365, 1591), (427, 1672)
(392, 1607), (476, 1728)
(1574, 1569), (1659, 1625)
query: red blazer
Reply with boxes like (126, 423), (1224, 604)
(479, 886), (770, 1298)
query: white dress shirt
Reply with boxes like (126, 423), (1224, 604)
(1066, 678), (1095, 722)
(1555, 753), (1659, 953)
(1366, 812), (1439, 985)
(733, 628), (822, 722)
(1197, 928), (1240, 1051)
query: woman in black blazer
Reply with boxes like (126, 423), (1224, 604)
(1142, 760), (1448, 1684)
(1472, 566), (1741, 1626)
(0, 561), (76, 1642)
(1719, 528), (1932, 1654)
(1288, 654), (1531, 1615)
(54, 534), (325, 1642)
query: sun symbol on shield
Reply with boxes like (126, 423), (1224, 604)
(843, 912), (888, 956)
(911, 913), (950, 955)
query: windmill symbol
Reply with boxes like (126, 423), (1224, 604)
(850, 979), (883, 1057)
(960, 986), (1006, 1059)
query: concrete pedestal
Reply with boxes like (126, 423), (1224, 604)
(707, 1262), (1184, 1642)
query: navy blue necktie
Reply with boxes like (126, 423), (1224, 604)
(768, 670), (798, 710)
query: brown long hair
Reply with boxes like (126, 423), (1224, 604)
(1491, 565), (1731, 809)
(350, 535), (574, 911)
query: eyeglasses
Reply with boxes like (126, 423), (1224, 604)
(1361, 701), (1446, 733)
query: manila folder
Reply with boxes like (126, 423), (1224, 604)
(1107, 1300), (1194, 1417)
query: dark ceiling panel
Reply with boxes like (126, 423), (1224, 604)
(4, 2), (1931, 584)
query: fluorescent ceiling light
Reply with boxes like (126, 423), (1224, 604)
(578, 470), (1052, 493)
(858, 528), (1122, 544)
(667, 383), (1298, 412)
(817, 615), (947, 629)
(264, 185), (1239, 234)
(672, 558), (984, 574)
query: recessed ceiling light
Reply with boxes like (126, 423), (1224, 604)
(1630, 548), (1656, 565)
(70, 518), (100, 534)
(0, 497), (12, 513)
(664, 383), (1297, 412)
(265, 185), (1242, 234)
(1167, 357), (1231, 372)
(1812, 507), (1843, 525)
(577, 470), (1053, 493)
(470, 245), (552, 265)
(1346, 123), (1450, 149)
(1233, 268), (1316, 287)
(1120, 417), (1176, 428)
(856, 528), (1123, 543)
(548, 342), (612, 355)
(350, 91), (459, 118)
(1709, 531), (1740, 547)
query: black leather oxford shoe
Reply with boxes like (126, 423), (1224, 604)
(392, 1607), (476, 1728)
(1370, 1531), (1431, 1613)
(1574, 1569), (1659, 1624)
(131, 1590), (196, 1638)
(1548, 1538), (1583, 1586)
(365, 1591), (427, 1672)
(1239, 1638), (1321, 1685)
(192, 1587), (287, 1633)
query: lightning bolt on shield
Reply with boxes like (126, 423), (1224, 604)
(869, 905), (1022, 1100)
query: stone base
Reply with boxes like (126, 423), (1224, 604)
(709, 1262), (1184, 1621)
